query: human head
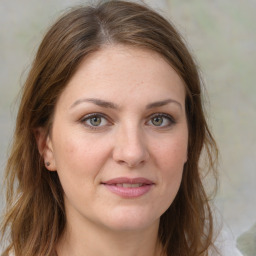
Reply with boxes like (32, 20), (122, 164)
(2, 1), (218, 255)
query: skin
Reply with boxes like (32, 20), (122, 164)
(38, 45), (188, 256)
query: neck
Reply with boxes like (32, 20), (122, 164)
(56, 217), (163, 256)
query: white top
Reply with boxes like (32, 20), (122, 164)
(212, 229), (244, 256)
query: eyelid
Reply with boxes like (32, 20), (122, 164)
(80, 112), (112, 129)
(146, 113), (176, 127)
(148, 112), (175, 121)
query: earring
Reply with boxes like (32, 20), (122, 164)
(45, 162), (50, 167)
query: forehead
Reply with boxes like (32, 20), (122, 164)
(57, 44), (186, 109)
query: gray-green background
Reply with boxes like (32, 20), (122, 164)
(1, 0), (255, 243)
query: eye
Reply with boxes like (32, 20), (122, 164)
(151, 116), (164, 126)
(81, 113), (110, 129)
(88, 116), (103, 126)
(147, 113), (175, 128)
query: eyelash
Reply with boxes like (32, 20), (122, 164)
(80, 113), (111, 130)
(146, 113), (176, 128)
(80, 112), (176, 130)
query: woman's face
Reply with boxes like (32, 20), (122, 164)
(44, 45), (188, 232)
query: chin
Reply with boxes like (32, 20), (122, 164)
(100, 208), (160, 232)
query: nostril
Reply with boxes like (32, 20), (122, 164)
(115, 156), (147, 168)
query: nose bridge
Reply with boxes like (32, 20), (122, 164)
(113, 120), (149, 167)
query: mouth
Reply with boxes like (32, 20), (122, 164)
(115, 183), (144, 188)
(101, 177), (154, 198)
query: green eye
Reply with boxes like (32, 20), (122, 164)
(151, 116), (163, 126)
(81, 113), (109, 129)
(148, 114), (175, 128)
(89, 116), (102, 126)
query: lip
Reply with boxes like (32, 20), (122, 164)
(102, 177), (154, 198)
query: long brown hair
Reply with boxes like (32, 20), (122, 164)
(1, 1), (218, 255)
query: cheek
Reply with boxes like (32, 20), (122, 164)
(153, 135), (187, 200)
(52, 131), (110, 180)
(155, 137), (188, 170)
(51, 134), (111, 203)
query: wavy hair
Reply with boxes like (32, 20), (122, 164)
(1, 1), (218, 255)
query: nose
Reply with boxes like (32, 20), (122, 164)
(112, 124), (149, 168)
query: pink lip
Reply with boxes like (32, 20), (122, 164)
(102, 177), (154, 198)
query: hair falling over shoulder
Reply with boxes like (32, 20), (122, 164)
(1, 1), (219, 255)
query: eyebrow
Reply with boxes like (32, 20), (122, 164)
(70, 98), (182, 110)
(146, 99), (182, 110)
(70, 98), (119, 109)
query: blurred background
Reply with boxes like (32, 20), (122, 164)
(0, 0), (255, 249)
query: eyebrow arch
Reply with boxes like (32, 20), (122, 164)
(146, 99), (182, 110)
(70, 98), (119, 109)
(70, 98), (182, 110)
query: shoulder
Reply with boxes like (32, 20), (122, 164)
(237, 223), (256, 256)
(212, 228), (243, 256)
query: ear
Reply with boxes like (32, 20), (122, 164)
(34, 127), (57, 171)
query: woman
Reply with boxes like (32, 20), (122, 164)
(1, 1), (224, 255)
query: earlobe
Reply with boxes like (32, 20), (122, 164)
(34, 127), (57, 171)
